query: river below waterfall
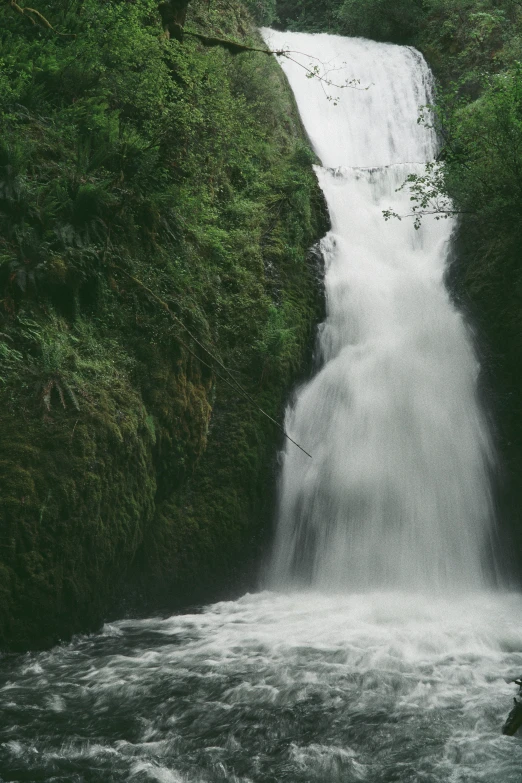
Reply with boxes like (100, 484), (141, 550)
(2, 592), (522, 782)
(2, 29), (520, 783)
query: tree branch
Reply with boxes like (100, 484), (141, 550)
(6, 0), (75, 35)
(180, 31), (367, 92)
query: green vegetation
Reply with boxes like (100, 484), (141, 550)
(277, 0), (522, 567)
(244, 0), (278, 24)
(0, 0), (327, 649)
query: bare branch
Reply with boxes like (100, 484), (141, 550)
(6, 0), (76, 36)
(181, 31), (368, 93)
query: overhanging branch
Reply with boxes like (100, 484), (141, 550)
(6, 0), (75, 35)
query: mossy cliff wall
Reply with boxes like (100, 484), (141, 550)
(0, 0), (327, 650)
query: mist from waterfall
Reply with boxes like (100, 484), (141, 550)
(261, 31), (497, 591)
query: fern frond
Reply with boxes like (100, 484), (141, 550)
(42, 379), (53, 411)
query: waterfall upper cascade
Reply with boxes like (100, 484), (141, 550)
(262, 30), (496, 590)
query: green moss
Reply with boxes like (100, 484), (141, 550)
(0, 339), (157, 647)
(0, 0), (327, 648)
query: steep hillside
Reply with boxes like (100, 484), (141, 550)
(0, 0), (327, 649)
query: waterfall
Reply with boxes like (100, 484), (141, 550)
(2, 32), (520, 783)
(262, 31), (496, 591)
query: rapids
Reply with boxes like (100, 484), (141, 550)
(1, 31), (520, 783)
(2, 593), (522, 781)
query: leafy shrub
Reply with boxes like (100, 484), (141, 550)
(335, 0), (424, 42)
(243, 0), (278, 24)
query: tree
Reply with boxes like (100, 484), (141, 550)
(158, 0), (190, 40)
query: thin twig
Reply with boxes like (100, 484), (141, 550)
(111, 265), (313, 459)
(182, 31), (367, 90)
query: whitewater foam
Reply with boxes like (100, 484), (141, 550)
(261, 31), (496, 590)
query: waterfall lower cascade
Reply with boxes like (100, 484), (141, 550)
(262, 30), (496, 591)
(4, 32), (522, 783)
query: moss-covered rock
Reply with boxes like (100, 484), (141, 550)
(0, 0), (328, 649)
(0, 359), (156, 648)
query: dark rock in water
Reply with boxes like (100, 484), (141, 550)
(502, 701), (522, 736)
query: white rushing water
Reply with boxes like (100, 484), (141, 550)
(3, 593), (522, 782)
(261, 30), (497, 591)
